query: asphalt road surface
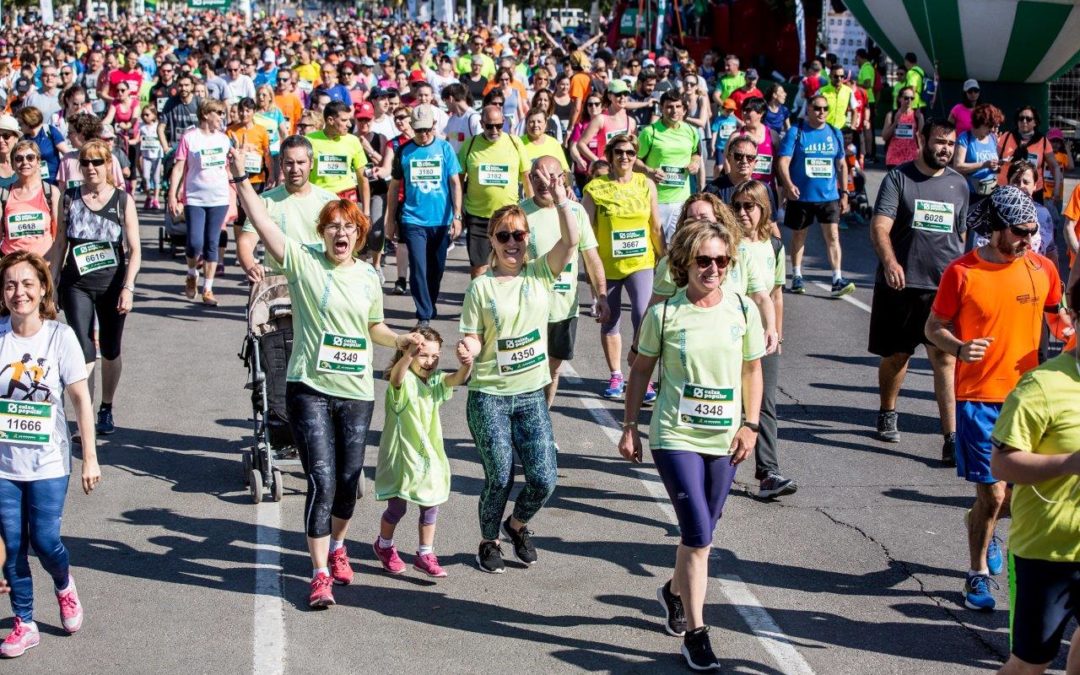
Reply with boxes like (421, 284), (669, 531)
(4, 168), (1075, 674)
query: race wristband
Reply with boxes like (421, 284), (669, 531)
(231, 174), (249, 183)
(956, 343), (963, 358)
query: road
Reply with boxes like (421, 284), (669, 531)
(4, 168), (1074, 674)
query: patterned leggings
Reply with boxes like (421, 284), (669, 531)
(466, 388), (558, 540)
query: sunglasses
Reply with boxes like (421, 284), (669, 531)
(900, 96), (913, 101)
(1009, 224), (1038, 237)
(731, 152), (756, 163)
(695, 255), (731, 269)
(1018, 116), (1035, 122)
(494, 230), (528, 244)
(613, 149), (635, 157)
(731, 201), (758, 212)
(483, 123), (502, 130)
(394, 115), (409, 121)
(812, 105), (829, 112)
(587, 101), (602, 107)
(13, 154), (38, 163)
(79, 158), (107, 167)
(342, 71), (354, 75)
(298, 123), (316, 129)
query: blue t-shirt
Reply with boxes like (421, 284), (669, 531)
(392, 139), (461, 227)
(956, 130), (999, 194)
(26, 125), (65, 184)
(763, 104), (789, 135)
(712, 114), (739, 158)
(779, 121), (844, 203)
(254, 67), (279, 89)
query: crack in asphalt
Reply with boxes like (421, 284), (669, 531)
(776, 385), (809, 414)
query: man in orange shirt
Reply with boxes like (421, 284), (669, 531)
(926, 185), (1069, 613)
(274, 71), (304, 135)
(568, 51), (592, 127)
(227, 97), (272, 244)
(1060, 180), (1080, 264)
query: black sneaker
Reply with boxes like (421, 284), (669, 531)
(831, 277), (855, 297)
(392, 278), (407, 295)
(476, 541), (505, 574)
(758, 472), (797, 499)
(502, 517), (538, 565)
(942, 432), (957, 467)
(656, 580), (687, 637)
(96, 407), (115, 435)
(876, 410), (899, 443)
(682, 626), (722, 671)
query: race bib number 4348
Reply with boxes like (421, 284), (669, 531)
(678, 384), (735, 430)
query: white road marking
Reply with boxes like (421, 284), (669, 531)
(253, 501), (285, 675)
(810, 282), (872, 313)
(560, 363), (816, 675)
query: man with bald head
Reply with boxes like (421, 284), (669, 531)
(458, 105), (532, 276)
(522, 156), (608, 406)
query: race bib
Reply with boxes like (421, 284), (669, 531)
(409, 158), (441, 183)
(912, 199), (955, 233)
(73, 241), (118, 275)
(316, 331), (368, 375)
(611, 228), (648, 258)
(660, 165), (688, 187)
(297, 79), (314, 94)
(156, 97), (168, 113)
(605, 130), (626, 143)
(244, 151), (263, 174)
(270, 138), (281, 154)
(317, 153), (349, 176)
(0, 400), (53, 446)
(895, 123), (914, 139)
(199, 146), (226, 168)
(1044, 166), (1054, 181)
(804, 158), (834, 179)
(554, 263), (573, 293)
(86, 87), (98, 101)
(39, 163), (49, 180)
(753, 154), (773, 175)
(141, 137), (161, 152)
(496, 329), (546, 375)
(678, 383), (735, 430)
(1027, 152), (1039, 165)
(7, 211), (47, 239)
(718, 125), (734, 140)
(477, 164), (510, 186)
(66, 180), (83, 190)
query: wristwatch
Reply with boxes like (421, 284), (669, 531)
(742, 421), (761, 433)
(122, 283), (135, 292)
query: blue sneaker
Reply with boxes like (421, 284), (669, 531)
(603, 373), (625, 399)
(790, 275), (805, 294)
(963, 573), (997, 611)
(96, 407), (115, 435)
(987, 536), (1004, 576)
(831, 278), (856, 297)
(643, 381), (657, 405)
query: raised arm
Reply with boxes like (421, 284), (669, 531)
(541, 172), (579, 277)
(228, 148), (286, 263)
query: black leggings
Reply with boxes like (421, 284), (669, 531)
(60, 262), (127, 363)
(285, 382), (374, 538)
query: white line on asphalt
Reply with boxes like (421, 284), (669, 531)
(810, 282), (872, 313)
(560, 364), (816, 675)
(253, 501), (285, 675)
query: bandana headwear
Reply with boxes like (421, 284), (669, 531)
(966, 184), (1037, 233)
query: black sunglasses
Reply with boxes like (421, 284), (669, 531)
(695, 255), (731, 269)
(494, 230), (528, 244)
(1018, 116), (1035, 122)
(483, 123), (502, 130)
(1009, 224), (1038, 237)
(731, 152), (756, 163)
(79, 158), (107, 167)
(731, 201), (758, 212)
(812, 105), (829, 112)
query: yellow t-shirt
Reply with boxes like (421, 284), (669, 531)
(520, 134), (569, 172)
(306, 131), (368, 194)
(458, 133), (530, 219)
(584, 173), (655, 280)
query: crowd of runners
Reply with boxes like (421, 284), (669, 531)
(0, 6), (1076, 673)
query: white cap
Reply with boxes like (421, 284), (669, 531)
(0, 114), (19, 135)
(963, 78), (980, 91)
(262, 48), (276, 64)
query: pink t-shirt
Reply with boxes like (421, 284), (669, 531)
(175, 129), (231, 207)
(1, 182), (54, 257)
(950, 103), (974, 136)
(55, 151), (125, 191)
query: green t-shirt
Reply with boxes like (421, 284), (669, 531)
(991, 354), (1080, 562)
(374, 369), (454, 507)
(637, 288), (766, 455)
(306, 130), (368, 194)
(242, 184), (338, 273)
(459, 133), (530, 219)
(716, 71), (746, 102)
(905, 66), (926, 109)
(522, 198), (597, 321)
(741, 238), (786, 290)
(652, 242), (767, 298)
(637, 120), (699, 205)
(521, 134), (570, 172)
(282, 237), (384, 400)
(857, 62), (876, 104)
(460, 258), (557, 395)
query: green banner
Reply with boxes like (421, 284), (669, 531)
(188, 0), (231, 9)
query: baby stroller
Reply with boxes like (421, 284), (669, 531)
(238, 274), (299, 503)
(841, 131), (872, 228)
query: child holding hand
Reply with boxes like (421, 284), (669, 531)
(373, 328), (472, 578)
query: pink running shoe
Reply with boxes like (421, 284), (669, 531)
(1, 618), (40, 658)
(372, 539), (406, 574)
(56, 577), (84, 633)
(308, 572), (335, 609)
(413, 552), (448, 578)
(328, 547), (354, 586)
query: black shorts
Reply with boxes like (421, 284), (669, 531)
(547, 317), (578, 361)
(783, 200), (841, 230)
(1009, 554), (1080, 665)
(867, 283), (936, 357)
(465, 212), (491, 268)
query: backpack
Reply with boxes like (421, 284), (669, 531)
(0, 182), (54, 239)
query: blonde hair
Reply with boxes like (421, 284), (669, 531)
(197, 99), (226, 121)
(486, 204), (531, 269)
(675, 193), (742, 248)
(730, 180), (773, 242)
(669, 219), (736, 288)
(80, 139), (118, 187)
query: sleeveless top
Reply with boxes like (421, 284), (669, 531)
(737, 126), (774, 183)
(596, 111), (633, 165)
(1, 183), (54, 256)
(886, 110), (920, 166)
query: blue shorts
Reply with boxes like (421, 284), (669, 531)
(955, 401), (1002, 484)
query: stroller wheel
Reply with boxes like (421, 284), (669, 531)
(249, 469), (264, 504)
(158, 226), (165, 254)
(242, 451), (252, 485)
(271, 468), (284, 502)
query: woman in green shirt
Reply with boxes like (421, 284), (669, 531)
(460, 166), (579, 574)
(230, 149), (412, 610)
(619, 219), (764, 672)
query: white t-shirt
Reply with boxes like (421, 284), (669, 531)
(444, 110), (482, 153)
(176, 128), (232, 207)
(371, 115), (397, 141)
(0, 319), (87, 481)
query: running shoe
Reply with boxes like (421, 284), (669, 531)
(602, 373), (625, 399)
(56, 577), (83, 633)
(202, 290), (218, 306)
(413, 552), (448, 578)
(758, 473), (797, 499)
(392, 278), (407, 295)
(447, 240), (456, 253)
(372, 539), (406, 575)
(328, 546), (354, 585)
(876, 410), (899, 443)
(987, 536), (1004, 576)
(963, 573), (997, 611)
(476, 541), (505, 574)
(502, 517), (538, 565)
(96, 407), (115, 435)
(308, 572), (335, 609)
(656, 580), (687, 637)
(790, 275), (805, 294)
(681, 626), (722, 671)
(385, 240), (397, 255)
(0, 618), (39, 658)
(942, 432), (956, 467)
(184, 275), (197, 299)
(831, 278), (856, 298)
(643, 381), (658, 405)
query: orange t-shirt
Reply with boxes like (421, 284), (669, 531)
(932, 249), (1062, 402)
(227, 123), (271, 184)
(274, 92), (304, 135)
(997, 133), (1051, 192)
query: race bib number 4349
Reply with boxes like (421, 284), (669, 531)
(316, 332), (368, 374)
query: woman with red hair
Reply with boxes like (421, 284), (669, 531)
(230, 149), (413, 609)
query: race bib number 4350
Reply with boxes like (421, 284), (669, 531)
(316, 332), (368, 375)
(678, 384), (735, 430)
(496, 329), (546, 374)
(913, 200), (955, 233)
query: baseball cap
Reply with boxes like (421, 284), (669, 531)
(1047, 127), (1065, 142)
(0, 115), (19, 134)
(607, 79), (630, 95)
(262, 48), (275, 64)
(411, 104), (435, 130)
(369, 86), (389, 99)
(359, 56), (375, 67)
(656, 56), (671, 67)
(746, 67), (759, 80)
(354, 101), (375, 120)
(963, 78), (980, 92)
(722, 98), (737, 111)
(14, 77), (30, 94)
(100, 123), (116, 139)
(409, 69), (426, 83)
(642, 58), (655, 68)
